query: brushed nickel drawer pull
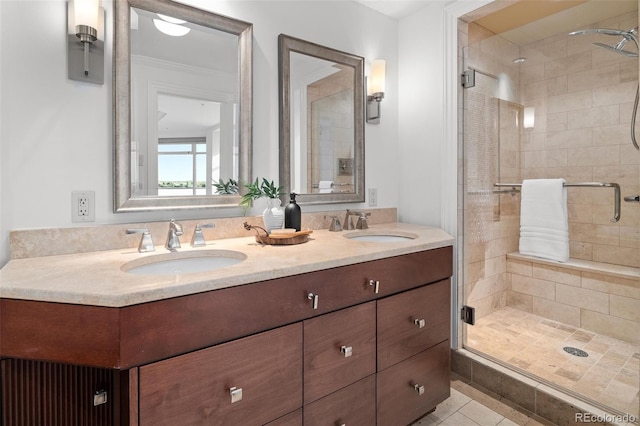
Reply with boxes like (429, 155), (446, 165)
(93, 390), (108, 406)
(414, 318), (426, 328)
(340, 345), (353, 357)
(307, 292), (319, 309)
(230, 386), (243, 403)
(413, 383), (425, 395)
(368, 279), (380, 294)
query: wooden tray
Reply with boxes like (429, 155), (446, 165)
(255, 233), (310, 245)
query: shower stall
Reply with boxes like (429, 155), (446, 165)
(458, 1), (639, 420)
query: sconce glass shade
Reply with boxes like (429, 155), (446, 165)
(368, 59), (386, 98)
(523, 106), (535, 129)
(74, 0), (99, 30)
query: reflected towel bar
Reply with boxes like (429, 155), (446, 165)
(494, 182), (621, 223)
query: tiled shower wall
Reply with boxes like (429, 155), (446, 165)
(518, 10), (640, 268)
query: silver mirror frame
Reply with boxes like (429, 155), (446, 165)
(114, 0), (252, 212)
(278, 34), (365, 205)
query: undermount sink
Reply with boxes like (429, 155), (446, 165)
(343, 231), (419, 243)
(121, 250), (247, 275)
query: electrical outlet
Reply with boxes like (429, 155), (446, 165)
(368, 188), (378, 207)
(71, 191), (95, 223)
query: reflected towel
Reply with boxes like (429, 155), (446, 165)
(319, 180), (334, 194)
(519, 179), (569, 262)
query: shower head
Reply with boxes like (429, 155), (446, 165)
(592, 42), (638, 57)
(569, 26), (639, 57)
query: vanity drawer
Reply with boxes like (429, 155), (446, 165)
(138, 323), (302, 426)
(303, 302), (376, 404)
(377, 279), (450, 371)
(303, 375), (376, 426)
(377, 340), (450, 426)
(363, 246), (452, 297)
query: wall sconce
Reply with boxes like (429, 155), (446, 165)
(67, 0), (104, 85)
(366, 59), (386, 124)
(523, 106), (535, 129)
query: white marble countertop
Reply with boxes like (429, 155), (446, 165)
(0, 223), (453, 307)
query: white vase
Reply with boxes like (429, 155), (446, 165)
(262, 198), (284, 233)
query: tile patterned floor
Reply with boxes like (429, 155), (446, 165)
(412, 378), (549, 426)
(465, 307), (640, 419)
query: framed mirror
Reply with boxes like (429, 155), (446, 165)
(114, 0), (252, 212)
(278, 34), (365, 205)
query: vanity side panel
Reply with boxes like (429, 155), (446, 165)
(0, 299), (120, 368)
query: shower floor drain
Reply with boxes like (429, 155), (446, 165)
(563, 347), (589, 357)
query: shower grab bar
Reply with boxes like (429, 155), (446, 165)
(494, 182), (621, 223)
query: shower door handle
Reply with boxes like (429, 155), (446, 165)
(624, 194), (640, 203)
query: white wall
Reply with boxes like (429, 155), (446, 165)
(0, 0), (399, 265)
(397, 3), (448, 227)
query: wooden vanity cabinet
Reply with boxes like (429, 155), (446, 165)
(0, 246), (453, 426)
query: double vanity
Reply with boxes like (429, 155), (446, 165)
(0, 222), (453, 426)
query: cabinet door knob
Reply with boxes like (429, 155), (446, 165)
(340, 345), (353, 357)
(413, 383), (425, 395)
(368, 279), (380, 294)
(414, 318), (426, 328)
(230, 386), (243, 403)
(307, 292), (319, 309)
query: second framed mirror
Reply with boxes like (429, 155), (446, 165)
(278, 34), (365, 205)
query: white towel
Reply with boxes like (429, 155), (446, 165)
(318, 181), (334, 194)
(519, 179), (569, 262)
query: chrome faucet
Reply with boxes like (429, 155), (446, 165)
(165, 219), (183, 251)
(344, 210), (371, 230)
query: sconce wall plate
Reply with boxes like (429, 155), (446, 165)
(366, 93), (382, 124)
(67, 0), (105, 85)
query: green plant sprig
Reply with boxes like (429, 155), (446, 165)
(239, 178), (283, 212)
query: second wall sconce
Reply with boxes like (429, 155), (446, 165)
(67, 0), (105, 85)
(366, 59), (386, 124)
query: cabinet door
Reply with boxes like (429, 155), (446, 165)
(138, 323), (302, 426)
(303, 302), (376, 404)
(377, 340), (450, 426)
(303, 375), (376, 426)
(377, 279), (450, 371)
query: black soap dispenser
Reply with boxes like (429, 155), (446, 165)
(284, 192), (302, 231)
